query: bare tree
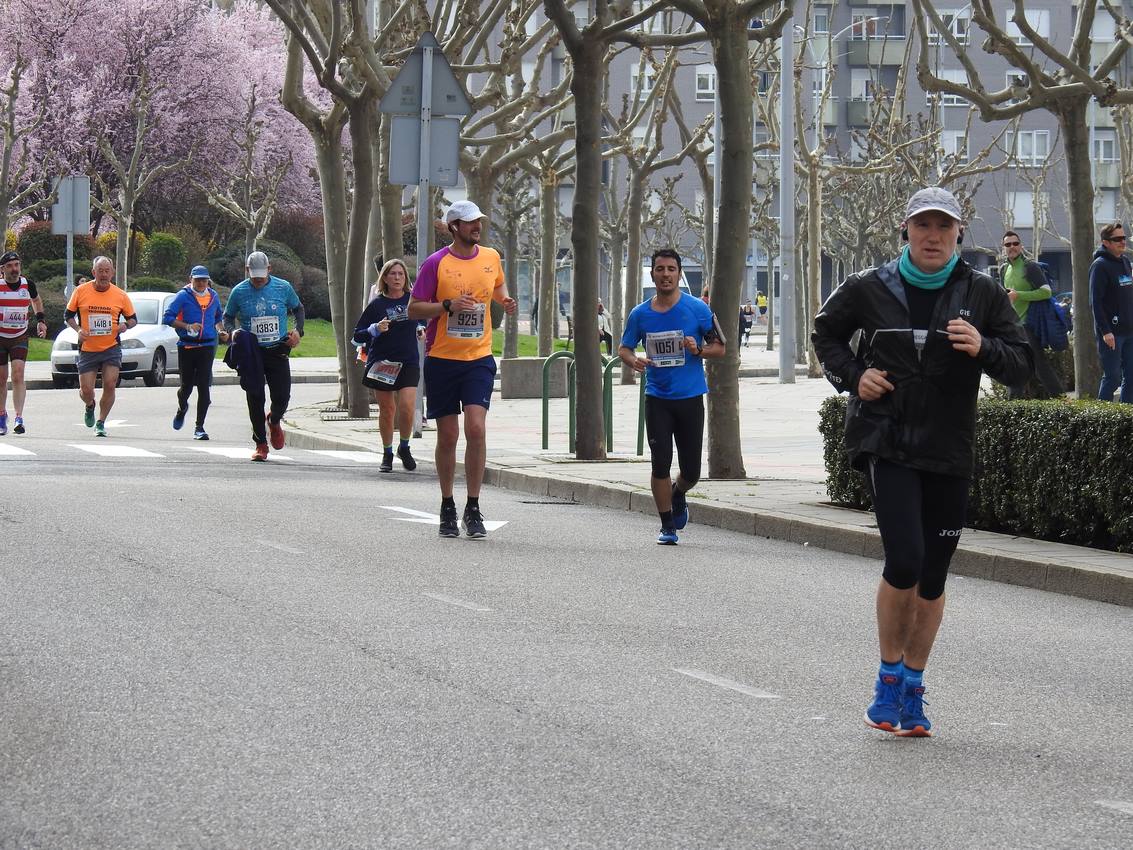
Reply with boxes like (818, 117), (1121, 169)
(910, 0), (1133, 397)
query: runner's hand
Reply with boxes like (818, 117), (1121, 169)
(285, 329), (301, 349)
(501, 296), (517, 315)
(857, 368), (894, 401)
(946, 318), (982, 358)
(450, 294), (478, 312)
(682, 336), (699, 353)
(218, 330), (230, 344)
(36, 321), (46, 338)
(377, 318), (391, 332)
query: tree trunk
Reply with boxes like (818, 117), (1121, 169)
(538, 170), (557, 357)
(705, 17), (748, 479)
(115, 197), (132, 289)
(806, 166), (823, 377)
(503, 215), (519, 359)
(365, 109), (384, 283)
(1057, 101), (1100, 397)
(378, 115), (403, 266)
(313, 134), (350, 409)
(343, 100), (376, 417)
(567, 40), (605, 459)
(621, 168), (646, 385)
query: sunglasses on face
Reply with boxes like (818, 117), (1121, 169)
(1003, 241), (1021, 247)
(1107, 235), (1127, 243)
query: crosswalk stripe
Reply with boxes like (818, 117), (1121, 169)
(0, 443), (35, 456)
(69, 443), (165, 458)
(186, 446), (293, 461)
(306, 450), (380, 463)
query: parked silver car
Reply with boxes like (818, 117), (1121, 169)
(50, 290), (181, 388)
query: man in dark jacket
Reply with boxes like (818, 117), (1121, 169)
(1088, 221), (1133, 402)
(813, 187), (1032, 738)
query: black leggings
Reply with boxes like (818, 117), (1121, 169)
(177, 346), (215, 428)
(247, 347), (291, 444)
(867, 457), (970, 600)
(644, 395), (704, 484)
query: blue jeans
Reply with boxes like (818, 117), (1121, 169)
(1097, 332), (1133, 402)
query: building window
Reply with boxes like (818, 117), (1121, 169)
(757, 70), (775, 94)
(1009, 130), (1051, 166)
(1091, 7), (1117, 42)
(1007, 190), (1042, 228)
(814, 6), (830, 34)
(938, 68), (968, 106)
(1097, 189), (1119, 223)
(1006, 9), (1050, 46)
(695, 65), (716, 101)
(630, 65), (655, 96)
(754, 127), (775, 158)
(941, 130), (968, 164)
(1095, 130), (1118, 163)
(850, 10), (886, 40)
(927, 8), (971, 45)
(850, 69), (878, 100)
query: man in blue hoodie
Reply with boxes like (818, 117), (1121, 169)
(1089, 221), (1133, 402)
(163, 265), (228, 439)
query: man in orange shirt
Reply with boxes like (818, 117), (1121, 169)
(408, 201), (517, 538)
(64, 256), (137, 436)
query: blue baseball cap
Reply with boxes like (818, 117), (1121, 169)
(190, 265), (210, 279)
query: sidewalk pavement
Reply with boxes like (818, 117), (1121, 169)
(273, 342), (1133, 610)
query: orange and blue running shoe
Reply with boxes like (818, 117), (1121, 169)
(865, 671), (903, 732)
(895, 682), (932, 737)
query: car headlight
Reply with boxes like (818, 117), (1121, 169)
(120, 339), (146, 350)
(52, 337), (72, 351)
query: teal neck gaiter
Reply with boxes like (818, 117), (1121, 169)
(899, 245), (959, 290)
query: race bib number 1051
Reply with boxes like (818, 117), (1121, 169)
(645, 330), (686, 367)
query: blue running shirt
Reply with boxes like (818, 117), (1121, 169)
(621, 292), (716, 399)
(224, 276), (301, 347)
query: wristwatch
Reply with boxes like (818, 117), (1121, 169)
(442, 299), (453, 314)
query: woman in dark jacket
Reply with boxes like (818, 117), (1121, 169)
(352, 259), (422, 473)
(812, 187), (1032, 738)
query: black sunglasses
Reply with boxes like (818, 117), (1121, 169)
(1106, 235), (1127, 243)
(1003, 241), (1021, 247)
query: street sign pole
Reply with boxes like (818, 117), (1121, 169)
(416, 44), (434, 280)
(51, 175), (90, 300)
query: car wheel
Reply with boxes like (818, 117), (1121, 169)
(51, 374), (76, 389)
(143, 348), (167, 387)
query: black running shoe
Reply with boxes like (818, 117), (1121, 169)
(439, 503), (460, 538)
(462, 504), (487, 538)
(397, 443), (417, 471)
(379, 451), (394, 473)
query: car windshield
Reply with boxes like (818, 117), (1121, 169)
(130, 297), (163, 325)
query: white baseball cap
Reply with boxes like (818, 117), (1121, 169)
(444, 200), (487, 225)
(904, 187), (964, 222)
(246, 251), (270, 276)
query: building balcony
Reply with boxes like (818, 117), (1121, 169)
(1094, 161), (1121, 189)
(1093, 105), (1116, 129)
(847, 38), (907, 67)
(846, 99), (872, 127)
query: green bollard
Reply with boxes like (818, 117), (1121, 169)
(541, 351), (575, 450)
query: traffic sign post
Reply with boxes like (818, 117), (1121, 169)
(51, 175), (90, 299)
(380, 32), (472, 437)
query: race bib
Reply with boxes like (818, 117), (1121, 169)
(0, 307), (27, 330)
(89, 314), (114, 336)
(251, 314), (280, 344)
(365, 359), (403, 386)
(386, 305), (410, 322)
(645, 330), (686, 367)
(446, 303), (486, 339)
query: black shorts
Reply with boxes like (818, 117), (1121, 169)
(644, 394), (705, 483)
(364, 361), (420, 392)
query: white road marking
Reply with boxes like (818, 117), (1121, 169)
(308, 450), (380, 463)
(102, 419), (137, 429)
(987, 722), (1009, 727)
(186, 446), (293, 461)
(380, 505), (508, 530)
(0, 444), (35, 456)
(422, 592), (493, 612)
(254, 539), (303, 555)
(673, 668), (782, 699)
(1096, 800), (1133, 816)
(69, 443), (164, 458)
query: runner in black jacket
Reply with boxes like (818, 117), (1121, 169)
(812, 187), (1032, 738)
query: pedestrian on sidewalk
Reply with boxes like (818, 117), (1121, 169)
(597, 299), (612, 355)
(353, 258), (420, 473)
(222, 251), (304, 461)
(408, 200), (517, 538)
(999, 230), (1064, 399)
(619, 248), (725, 545)
(1089, 221), (1133, 402)
(163, 265), (229, 440)
(0, 251), (48, 435)
(812, 187), (1031, 738)
(64, 257), (137, 437)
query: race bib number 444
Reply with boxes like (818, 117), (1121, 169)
(645, 330), (686, 367)
(0, 307), (27, 329)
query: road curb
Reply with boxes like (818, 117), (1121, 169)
(281, 422), (1133, 609)
(27, 372), (339, 391)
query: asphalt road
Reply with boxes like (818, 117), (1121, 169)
(1, 385), (1132, 849)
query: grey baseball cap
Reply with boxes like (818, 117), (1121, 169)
(246, 251), (270, 276)
(904, 187), (963, 222)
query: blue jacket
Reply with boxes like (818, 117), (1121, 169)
(1089, 246), (1133, 336)
(163, 285), (225, 347)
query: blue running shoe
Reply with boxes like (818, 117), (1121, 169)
(0, 411), (7, 435)
(193, 428), (209, 441)
(172, 404), (187, 431)
(671, 486), (689, 530)
(865, 672), (903, 732)
(895, 682), (933, 737)
(657, 525), (678, 545)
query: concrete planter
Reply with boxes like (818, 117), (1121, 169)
(500, 356), (568, 398)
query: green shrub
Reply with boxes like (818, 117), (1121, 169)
(25, 259), (70, 282)
(205, 239), (303, 287)
(141, 231), (187, 278)
(17, 221), (94, 263)
(295, 265), (330, 321)
(266, 211), (326, 269)
(819, 394), (1133, 552)
(94, 231), (147, 268)
(5, 230), (16, 252)
(36, 286), (69, 336)
(128, 276), (179, 293)
(161, 223), (214, 269)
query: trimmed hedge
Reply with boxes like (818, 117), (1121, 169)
(25, 259), (70, 282)
(819, 394), (1133, 552)
(296, 265), (330, 321)
(17, 221), (94, 264)
(141, 231), (187, 278)
(205, 239), (303, 288)
(129, 276), (179, 293)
